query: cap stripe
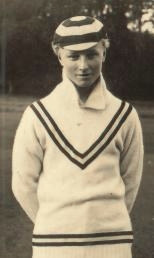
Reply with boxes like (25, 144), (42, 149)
(63, 16), (94, 27)
(56, 19), (103, 36)
(52, 16), (106, 49)
(53, 28), (105, 46)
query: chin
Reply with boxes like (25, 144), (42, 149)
(77, 83), (92, 88)
(76, 80), (93, 88)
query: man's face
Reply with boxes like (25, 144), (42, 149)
(58, 42), (105, 88)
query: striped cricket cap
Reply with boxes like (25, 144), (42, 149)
(52, 16), (106, 51)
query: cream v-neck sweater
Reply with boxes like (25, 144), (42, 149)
(12, 74), (143, 258)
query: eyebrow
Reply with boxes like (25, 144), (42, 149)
(67, 49), (98, 55)
(67, 51), (79, 55)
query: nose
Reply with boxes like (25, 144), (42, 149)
(78, 56), (89, 71)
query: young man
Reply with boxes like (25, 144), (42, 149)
(12, 16), (144, 258)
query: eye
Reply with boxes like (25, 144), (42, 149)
(67, 54), (79, 60)
(87, 52), (98, 59)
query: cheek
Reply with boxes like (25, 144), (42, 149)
(65, 62), (76, 71)
(63, 63), (75, 76)
(93, 59), (102, 71)
(65, 63), (73, 72)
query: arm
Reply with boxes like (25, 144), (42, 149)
(120, 107), (144, 213)
(12, 106), (43, 223)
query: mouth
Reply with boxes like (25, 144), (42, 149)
(76, 73), (91, 78)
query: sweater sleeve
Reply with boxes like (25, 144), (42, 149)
(120, 107), (144, 213)
(12, 106), (44, 223)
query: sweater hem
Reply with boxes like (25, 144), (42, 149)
(32, 243), (132, 258)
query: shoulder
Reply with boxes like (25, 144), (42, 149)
(108, 90), (139, 120)
(106, 90), (142, 134)
(41, 81), (63, 104)
(25, 81), (63, 116)
(15, 104), (39, 137)
(36, 82), (64, 111)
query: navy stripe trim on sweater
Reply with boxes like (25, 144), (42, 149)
(83, 104), (132, 168)
(32, 239), (133, 247)
(33, 231), (133, 238)
(30, 104), (84, 168)
(32, 231), (133, 247)
(37, 100), (125, 158)
(30, 102), (132, 169)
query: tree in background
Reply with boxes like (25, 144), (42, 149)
(0, 0), (154, 99)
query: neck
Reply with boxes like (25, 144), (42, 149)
(75, 77), (100, 102)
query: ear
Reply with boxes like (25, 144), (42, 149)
(57, 50), (64, 66)
(102, 48), (106, 62)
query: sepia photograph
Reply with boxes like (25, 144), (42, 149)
(0, 1), (154, 258)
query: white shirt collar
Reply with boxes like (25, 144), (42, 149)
(62, 70), (107, 110)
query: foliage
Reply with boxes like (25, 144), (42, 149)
(0, 0), (154, 99)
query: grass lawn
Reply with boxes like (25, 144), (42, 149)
(0, 95), (154, 258)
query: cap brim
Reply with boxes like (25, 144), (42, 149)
(63, 42), (98, 51)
